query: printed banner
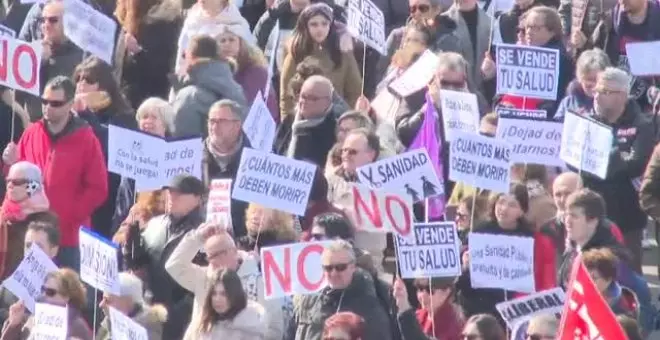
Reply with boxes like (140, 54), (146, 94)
(468, 233), (535, 293)
(357, 149), (443, 203)
(347, 0), (386, 54)
(232, 148), (316, 216)
(497, 107), (547, 120)
(0, 37), (42, 96)
(206, 179), (232, 229)
(351, 185), (413, 237)
(440, 90), (480, 141)
(109, 306), (149, 340)
(79, 228), (120, 294)
(495, 44), (560, 100)
(33, 303), (67, 340)
(243, 91), (277, 153)
(496, 287), (565, 329)
(2, 244), (58, 313)
(559, 111), (613, 179)
(496, 117), (563, 166)
(449, 131), (512, 193)
(395, 222), (461, 278)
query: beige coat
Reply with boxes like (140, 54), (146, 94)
(183, 302), (267, 340)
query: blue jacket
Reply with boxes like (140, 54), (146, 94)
(616, 261), (656, 336)
(554, 80), (594, 121)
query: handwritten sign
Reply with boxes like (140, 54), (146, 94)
(559, 111), (613, 179)
(347, 0), (386, 54)
(2, 244), (57, 313)
(243, 91), (276, 153)
(469, 233), (535, 293)
(33, 303), (67, 340)
(496, 287), (566, 329)
(0, 37), (42, 96)
(449, 131), (512, 193)
(440, 90), (480, 141)
(79, 228), (120, 294)
(206, 179), (232, 229)
(625, 41), (660, 77)
(389, 50), (438, 97)
(63, 0), (117, 64)
(109, 306), (148, 340)
(108, 125), (203, 192)
(497, 107), (547, 120)
(497, 117), (563, 166)
(395, 222), (461, 278)
(232, 148), (316, 216)
(496, 44), (560, 100)
(351, 185), (413, 237)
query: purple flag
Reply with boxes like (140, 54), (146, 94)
(408, 93), (445, 220)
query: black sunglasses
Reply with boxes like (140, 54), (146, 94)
(439, 79), (466, 89)
(410, 4), (430, 13)
(41, 98), (67, 108)
(39, 16), (59, 24)
(76, 74), (97, 84)
(41, 286), (58, 297)
(322, 263), (350, 272)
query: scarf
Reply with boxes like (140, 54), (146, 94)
(207, 135), (244, 171)
(285, 109), (329, 158)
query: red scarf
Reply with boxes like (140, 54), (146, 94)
(415, 302), (465, 340)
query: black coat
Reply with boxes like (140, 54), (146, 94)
(274, 111), (337, 170)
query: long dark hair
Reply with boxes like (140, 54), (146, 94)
(198, 269), (247, 334)
(290, 3), (342, 69)
(464, 314), (506, 340)
(489, 182), (532, 230)
(73, 56), (132, 116)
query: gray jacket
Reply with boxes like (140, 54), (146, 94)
(170, 59), (246, 138)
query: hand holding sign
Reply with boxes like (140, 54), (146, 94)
(481, 52), (496, 80)
(7, 301), (26, 327)
(392, 278), (411, 312)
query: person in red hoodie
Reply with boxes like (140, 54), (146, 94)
(1, 76), (107, 270)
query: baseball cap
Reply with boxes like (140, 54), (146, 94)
(162, 174), (206, 196)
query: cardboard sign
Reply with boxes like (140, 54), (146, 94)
(62, 0), (117, 64)
(495, 44), (561, 100)
(395, 222), (462, 278)
(347, 0), (386, 54)
(449, 131), (512, 193)
(206, 179), (232, 229)
(469, 233), (535, 293)
(0, 37), (42, 96)
(440, 90), (480, 141)
(232, 148), (316, 216)
(261, 241), (330, 299)
(33, 303), (67, 340)
(357, 149), (444, 203)
(496, 287), (566, 329)
(243, 91), (276, 153)
(625, 41), (660, 77)
(351, 185), (413, 237)
(79, 228), (120, 294)
(2, 244), (58, 313)
(496, 117), (563, 166)
(389, 50), (438, 97)
(109, 306), (148, 340)
(559, 111), (613, 179)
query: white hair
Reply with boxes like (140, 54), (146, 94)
(576, 49), (611, 77)
(136, 97), (174, 133)
(303, 75), (335, 95)
(323, 239), (356, 262)
(9, 161), (43, 185)
(599, 67), (632, 94)
(436, 52), (468, 76)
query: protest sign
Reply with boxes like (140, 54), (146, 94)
(347, 0), (386, 54)
(0, 25), (16, 38)
(439, 90), (480, 141)
(0, 37), (41, 95)
(232, 148), (316, 216)
(2, 244), (57, 313)
(206, 179), (232, 229)
(625, 41), (660, 77)
(107, 125), (203, 191)
(559, 111), (613, 179)
(449, 131), (512, 193)
(351, 185), (413, 237)
(496, 287), (566, 329)
(395, 222), (461, 278)
(496, 117), (563, 166)
(357, 149), (443, 203)
(370, 89), (399, 124)
(109, 306), (149, 340)
(62, 0), (117, 64)
(496, 107), (547, 120)
(495, 44), (560, 100)
(261, 241), (331, 299)
(243, 92), (276, 153)
(32, 303), (67, 340)
(389, 50), (438, 97)
(79, 228), (120, 294)
(469, 233), (535, 293)
(264, 21), (280, 97)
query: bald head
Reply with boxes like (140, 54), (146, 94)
(553, 172), (582, 213)
(204, 232), (239, 270)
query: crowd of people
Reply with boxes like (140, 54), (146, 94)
(0, 0), (658, 338)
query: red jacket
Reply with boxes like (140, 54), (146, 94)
(533, 232), (557, 291)
(15, 117), (107, 246)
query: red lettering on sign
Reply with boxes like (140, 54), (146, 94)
(297, 244), (325, 290)
(352, 186), (383, 229)
(262, 247), (291, 297)
(352, 185), (412, 236)
(385, 195), (412, 236)
(13, 44), (37, 89)
(0, 40), (8, 82)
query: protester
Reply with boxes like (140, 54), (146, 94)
(492, 0), (543, 44)
(525, 314), (559, 339)
(287, 57), (351, 116)
(454, 195), (488, 245)
(322, 312), (366, 340)
(461, 314), (506, 340)
(97, 272), (167, 340)
(640, 142), (660, 222)
(244, 204), (299, 243)
(2, 268), (92, 340)
(325, 111), (375, 174)
(558, 0), (617, 58)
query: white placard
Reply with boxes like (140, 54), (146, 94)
(347, 0), (386, 55)
(495, 44), (561, 100)
(351, 184), (413, 237)
(395, 222), (462, 278)
(2, 244), (58, 313)
(206, 179), (232, 230)
(232, 148), (316, 216)
(559, 111), (613, 179)
(243, 91), (277, 153)
(370, 89), (400, 124)
(107, 125), (203, 192)
(496, 287), (566, 329)
(32, 303), (67, 340)
(109, 306), (149, 340)
(389, 50), (439, 97)
(625, 41), (660, 77)
(469, 233), (535, 293)
(496, 117), (563, 166)
(264, 21), (280, 98)
(0, 37), (42, 96)
(357, 149), (443, 202)
(439, 90), (480, 141)
(449, 131), (512, 193)
(0, 25), (16, 38)
(79, 228), (120, 294)
(62, 0), (117, 64)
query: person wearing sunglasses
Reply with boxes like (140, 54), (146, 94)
(322, 312), (365, 340)
(461, 314), (506, 340)
(3, 268), (93, 339)
(292, 240), (394, 340)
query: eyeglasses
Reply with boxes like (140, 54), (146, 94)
(76, 74), (97, 84)
(340, 148), (359, 156)
(208, 118), (240, 125)
(41, 98), (67, 108)
(526, 333), (555, 340)
(410, 4), (430, 13)
(595, 88), (625, 95)
(524, 24), (546, 32)
(39, 16), (60, 24)
(439, 79), (466, 89)
(6, 178), (29, 186)
(414, 285), (430, 293)
(300, 93), (327, 102)
(322, 262), (351, 272)
(455, 212), (469, 221)
(41, 286), (58, 297)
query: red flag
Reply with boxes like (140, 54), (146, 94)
(558, 254), (627, 340)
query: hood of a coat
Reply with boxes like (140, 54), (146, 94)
(178, 59), (235, 97)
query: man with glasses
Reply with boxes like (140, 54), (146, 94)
(2, 76), (107, 271)
(293, 240), (393, 340)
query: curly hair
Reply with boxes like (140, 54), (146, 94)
(45, 268), (87, 311)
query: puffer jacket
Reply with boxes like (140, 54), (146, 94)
(183, 302), (267, 340)
(96, 304), (168, 340)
